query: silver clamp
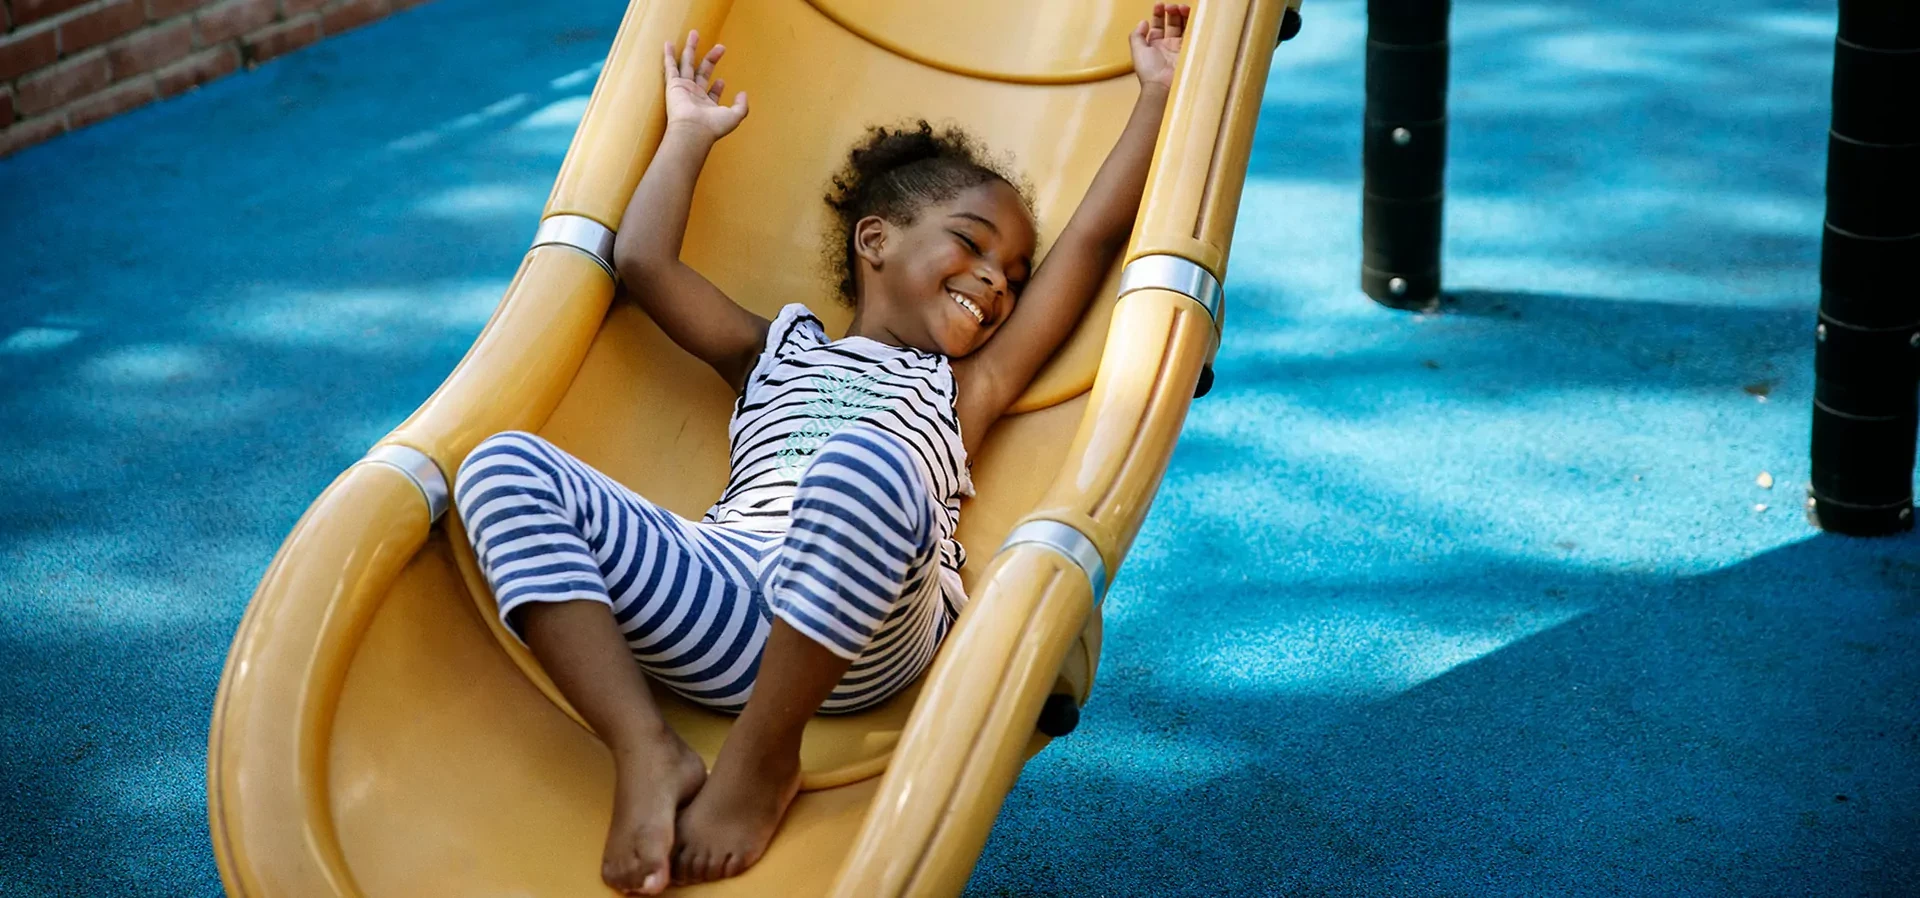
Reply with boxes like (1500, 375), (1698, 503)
(362, 444), (451, 523)
(999, 520), (1110, 606)
(1117, 254), (1223, 325)
(530, 214), (617, 280)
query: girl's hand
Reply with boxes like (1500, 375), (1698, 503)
(1129, 3), (1188, 91)
(663, 31), (748, 140)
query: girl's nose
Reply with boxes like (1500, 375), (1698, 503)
(978, 265), (1007, 297)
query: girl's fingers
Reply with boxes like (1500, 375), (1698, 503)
(1167, 5), (1184, 40)
(664, 43), (678, 81)
(680, 30), (699, 76)
(732, 90), (748, 116)
(708, 78), (724, 101)
(696, 44), (724, 85)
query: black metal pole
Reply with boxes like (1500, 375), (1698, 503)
(1361, 0), (1450, 310)
(1808, 0), (1920, 535)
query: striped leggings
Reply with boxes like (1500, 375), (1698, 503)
(452, 427), (955, 714)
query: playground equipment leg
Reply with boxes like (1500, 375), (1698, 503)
(1808, 0), (1919, 535)
(1361, 0), (1450, 310)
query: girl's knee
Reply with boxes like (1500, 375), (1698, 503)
(807, 427), (919, 492)
(454, 430), (556, 516)
(801, 427), (932, 541)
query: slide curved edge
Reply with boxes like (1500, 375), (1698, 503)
(208, 464), (433, 898)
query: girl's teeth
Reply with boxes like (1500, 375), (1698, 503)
(951, 292), (984, 324)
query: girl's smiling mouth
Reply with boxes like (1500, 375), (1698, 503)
(948, 289), (987, 325)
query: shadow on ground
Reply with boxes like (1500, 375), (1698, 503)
(976, 535), (1920, 898)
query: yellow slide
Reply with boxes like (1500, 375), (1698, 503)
(206, 0), (1295, 894)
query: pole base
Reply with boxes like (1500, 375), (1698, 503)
(1806, 489), (1916, 536)
(1362, 266), (1440, 311)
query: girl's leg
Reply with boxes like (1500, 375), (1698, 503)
(518, 602), (705, 896)
(456, 431), (726, 897)
(674, 426), (950, 883)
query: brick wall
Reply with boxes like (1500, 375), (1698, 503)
(1, 0), (431, 156)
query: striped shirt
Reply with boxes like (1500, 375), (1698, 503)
(704, 303), (975, 597)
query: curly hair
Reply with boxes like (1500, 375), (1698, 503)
(822, 121), (1032, 306)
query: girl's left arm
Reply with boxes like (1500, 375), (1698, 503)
(954, 4), (1189, 451)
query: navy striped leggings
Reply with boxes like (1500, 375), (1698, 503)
(452, 427), (954, 714)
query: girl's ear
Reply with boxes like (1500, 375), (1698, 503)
(853, 215), (888, 270)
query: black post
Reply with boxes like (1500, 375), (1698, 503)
(1361, 0), (1450, 310)
(1809, 0), (1920, 535)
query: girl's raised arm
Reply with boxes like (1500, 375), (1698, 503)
(613, 32), (770, 394)
(953, 4), (1188, 443)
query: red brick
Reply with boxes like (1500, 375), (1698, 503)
(10, 0), (90, 27)
(66, 74), (155, 127)
(0, 114), (68, 156)
(0, 25), (59, 81)
(147, 0), (213, 18)
(279, 0), (324, 15)
(318, 0), (384, 35)
(240, 13), (314, 62)
(16, 50), (110, 115)
(154, 42), (235, 95)
(0, 88), (13, 128)
(105, 18), (191, 76)
(59, 0), (147, 55)
(194, 0), (276, 45)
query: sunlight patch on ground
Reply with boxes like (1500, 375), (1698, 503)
(1177, 384), (1806, 571)
(1452, 253), (1813, 307)
(414, 182), (549, 221)
(1452, 81), (1637, 115)
(388, 92), (534, 152)
(1232, 178), (1818, 308)
(1188, 605), (1588, 698)
(1527, 31), (1738, 80)
(516, 95), (592, 131)
(1, 327), (82, 355)
(387, 60), (601, 152)
(1746, 11), (1834, 39)
(53, 383), (289, 435)
(207, 280), (504, 349)
(549, 60), (604, 90)
(1451, 4), (1577, 41)
(77, 344), (216, 386)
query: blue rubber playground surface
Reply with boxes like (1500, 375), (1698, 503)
(3, 0), (1915, 895)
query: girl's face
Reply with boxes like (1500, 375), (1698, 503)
(856, 180), (1037, 357)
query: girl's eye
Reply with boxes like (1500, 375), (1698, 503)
(952, 232), (979, 253)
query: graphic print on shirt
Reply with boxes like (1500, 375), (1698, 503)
(776, 367), (889, 473)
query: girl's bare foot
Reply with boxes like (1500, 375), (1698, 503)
(602, 731), (708, 895)
(670, 731), (802, 884)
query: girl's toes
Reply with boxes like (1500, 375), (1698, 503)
(670, 847), (691, 885)
(680, 847), (708, 884)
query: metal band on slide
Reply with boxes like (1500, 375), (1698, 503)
(362, 444), (451, 523)
(999, 520), (1110, 606)
(530, 214), (617, 280)
(1117, 254), (1223, 324)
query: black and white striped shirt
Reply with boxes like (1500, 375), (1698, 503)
(704, 303), (975, 584)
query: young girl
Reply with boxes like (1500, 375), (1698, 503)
(453, 5), (1189, 893)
